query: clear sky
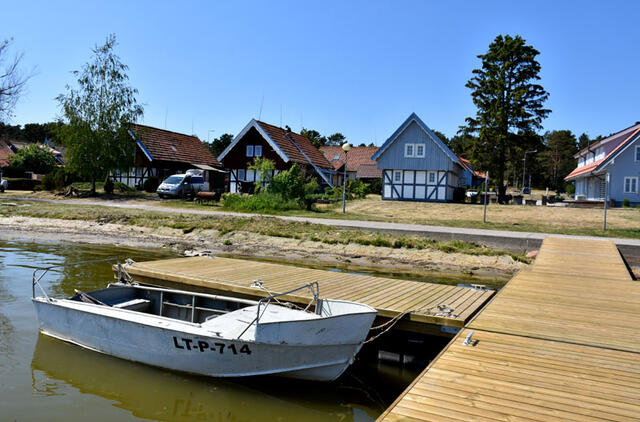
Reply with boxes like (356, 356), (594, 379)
(3, 0), (639, 145)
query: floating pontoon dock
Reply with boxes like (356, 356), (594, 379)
(121, 256), (495, 336)
(378, 236), (640, 421)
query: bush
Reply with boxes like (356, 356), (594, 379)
(143, 176), (160, 193)
(222, 192), (301, 212)
(453, 187), (467, 203)
(104, 178), (114, 194)
(5, 177), (41, 191)
(366, 178), (382, 195)
(9, 144), (57, 174)
(114, 182), (134, 192)
(41, 167), (76, 191)
(623, 198), (631, 208)
(565, 183), (575, 195)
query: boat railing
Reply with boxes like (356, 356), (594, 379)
(237, 282), (319, 339)
(32, 258), (128, 301)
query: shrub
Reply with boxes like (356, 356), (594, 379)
(42, 167), (76, 191)
(222, 192), (301, 212)
(143, 176), (160, 193)
(565, 183), (575, 195)
(114, 181), (134, 192)
(104, 178), (114, 194)
(9, 144), (57, 174)
(623, 198), (631, 208)
(366, 178), (382, 195)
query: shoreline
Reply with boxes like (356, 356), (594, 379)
(0, 216), (523, 286)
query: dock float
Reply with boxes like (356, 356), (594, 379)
(378, 237), (640, 421)
(122, 256), (495, 336)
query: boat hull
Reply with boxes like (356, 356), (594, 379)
(33, 298), (368, 381)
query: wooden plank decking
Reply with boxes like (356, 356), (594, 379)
(378, 237), (640, 421)
(123, 256), (494, 329)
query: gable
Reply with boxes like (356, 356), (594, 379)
(374, 119), (457, 171)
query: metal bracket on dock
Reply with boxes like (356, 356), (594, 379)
(463, 331), (474, 346)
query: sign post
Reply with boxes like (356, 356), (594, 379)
(483, 171), (489, 224)
(603, 172), (609, 231)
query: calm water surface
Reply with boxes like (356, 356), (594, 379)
(0, 239), (420, 422)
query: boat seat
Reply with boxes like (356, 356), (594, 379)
(112, 298), (151, 312)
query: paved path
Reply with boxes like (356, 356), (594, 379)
(5, 197), (640, 249)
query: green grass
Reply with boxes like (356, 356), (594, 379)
(0, 200), (529, 262)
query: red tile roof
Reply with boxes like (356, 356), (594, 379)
(356, 163), (382, 179)
(256, 121), (332, 170)
(320, 146), (379, 172)
(575, 122), (640, 157)
(457, 155), (486, 179)
(0, 140), (14, 167)
(566, 125), (640, 181)
(131, 124), (220, 167)
(565, 158), (604, 180)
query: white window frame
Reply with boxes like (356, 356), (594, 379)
(624, 177), (638, 193)
(254, 145), (263, 157)
(415, 143), (425, 158)
(635, 146), (640, 162)
(394, 170), (402, 183)
(404, 143), (415, 158)
(246, 145), (254, 158)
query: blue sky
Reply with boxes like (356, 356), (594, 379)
(4, 1), (640, 145)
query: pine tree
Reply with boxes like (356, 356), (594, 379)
(460, 34), (550, 200)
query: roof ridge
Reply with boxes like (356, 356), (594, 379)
(576, 121), (640, 156)
(131, 123), (201, 140)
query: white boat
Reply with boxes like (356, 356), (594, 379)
(31, 259), (377, 381)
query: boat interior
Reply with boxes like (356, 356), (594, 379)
(69, 284), (256, 324)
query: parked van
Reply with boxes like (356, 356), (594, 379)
(156, 171), (204, 198)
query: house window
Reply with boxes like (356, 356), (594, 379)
(238, 169), (245, 181)
(416, 144), (425, 158)
(394, 170), (402, 183)
(635, 146), (640, 162)
(246, 145), (254, 157)
(254, 145), (263, 157)
(404, 143), (415, 157)
(624, 177), (638, 193)
(428, 173), (436, 184)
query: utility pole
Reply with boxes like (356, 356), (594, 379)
(341, 143), (352, 213)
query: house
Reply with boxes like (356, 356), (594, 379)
(457, 156), (486, 187)
(372, 113), (472, 202)
(0, 140), (14, 168)
(112, 124), (222, 190)
(565, 122), (640, 206)
(320, 146), (381, 186)
(217, 119), (334, 193)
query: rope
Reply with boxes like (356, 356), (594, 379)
(363, 303), (458, 344)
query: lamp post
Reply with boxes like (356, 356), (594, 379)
(521, 150), (537, 192)
(341, 142), (352, 214)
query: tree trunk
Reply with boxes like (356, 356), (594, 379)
(91, 176), (96, 195)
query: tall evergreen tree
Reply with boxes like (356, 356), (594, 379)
(577, 133), (590, 150)
(56, 34), (143, 194)
(460, 34), (550, 200)
(206, 133), (233, 157)
(539, 130), (577, 190)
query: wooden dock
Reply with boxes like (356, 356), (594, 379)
(378, 237), (640, 421)
(123, 256), (495, 335)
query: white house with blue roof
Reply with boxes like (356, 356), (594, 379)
(372, 113), (471, 202)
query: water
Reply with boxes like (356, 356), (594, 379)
(0, 239), (420, 422)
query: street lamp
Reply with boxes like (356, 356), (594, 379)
(341, 142), (352, 214)
(207, 129), (216, 142)
(522, 150), (537, 192)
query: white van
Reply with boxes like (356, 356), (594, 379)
(156, 171), (204, 199)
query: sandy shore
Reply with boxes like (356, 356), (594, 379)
(0, 215), (527, 281)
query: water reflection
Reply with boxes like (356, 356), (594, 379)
(31, 335), (389, 421)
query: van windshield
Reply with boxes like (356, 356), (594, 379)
(164, 176), (184, 184)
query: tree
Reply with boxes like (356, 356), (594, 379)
(432, 130), (450, 147)
(460, 34), (550, 201)
(206, 133), (233, 157)
(538, 130), (577, 190)
(9, 143), (57, 174)
(56, 34), (143, 194)
(300, 128), (326, 148)
(577, 133), (591, 150)
(0, 38), (33, 122)
(326, 132), (346, 146)
(248, 157), (275, 193)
